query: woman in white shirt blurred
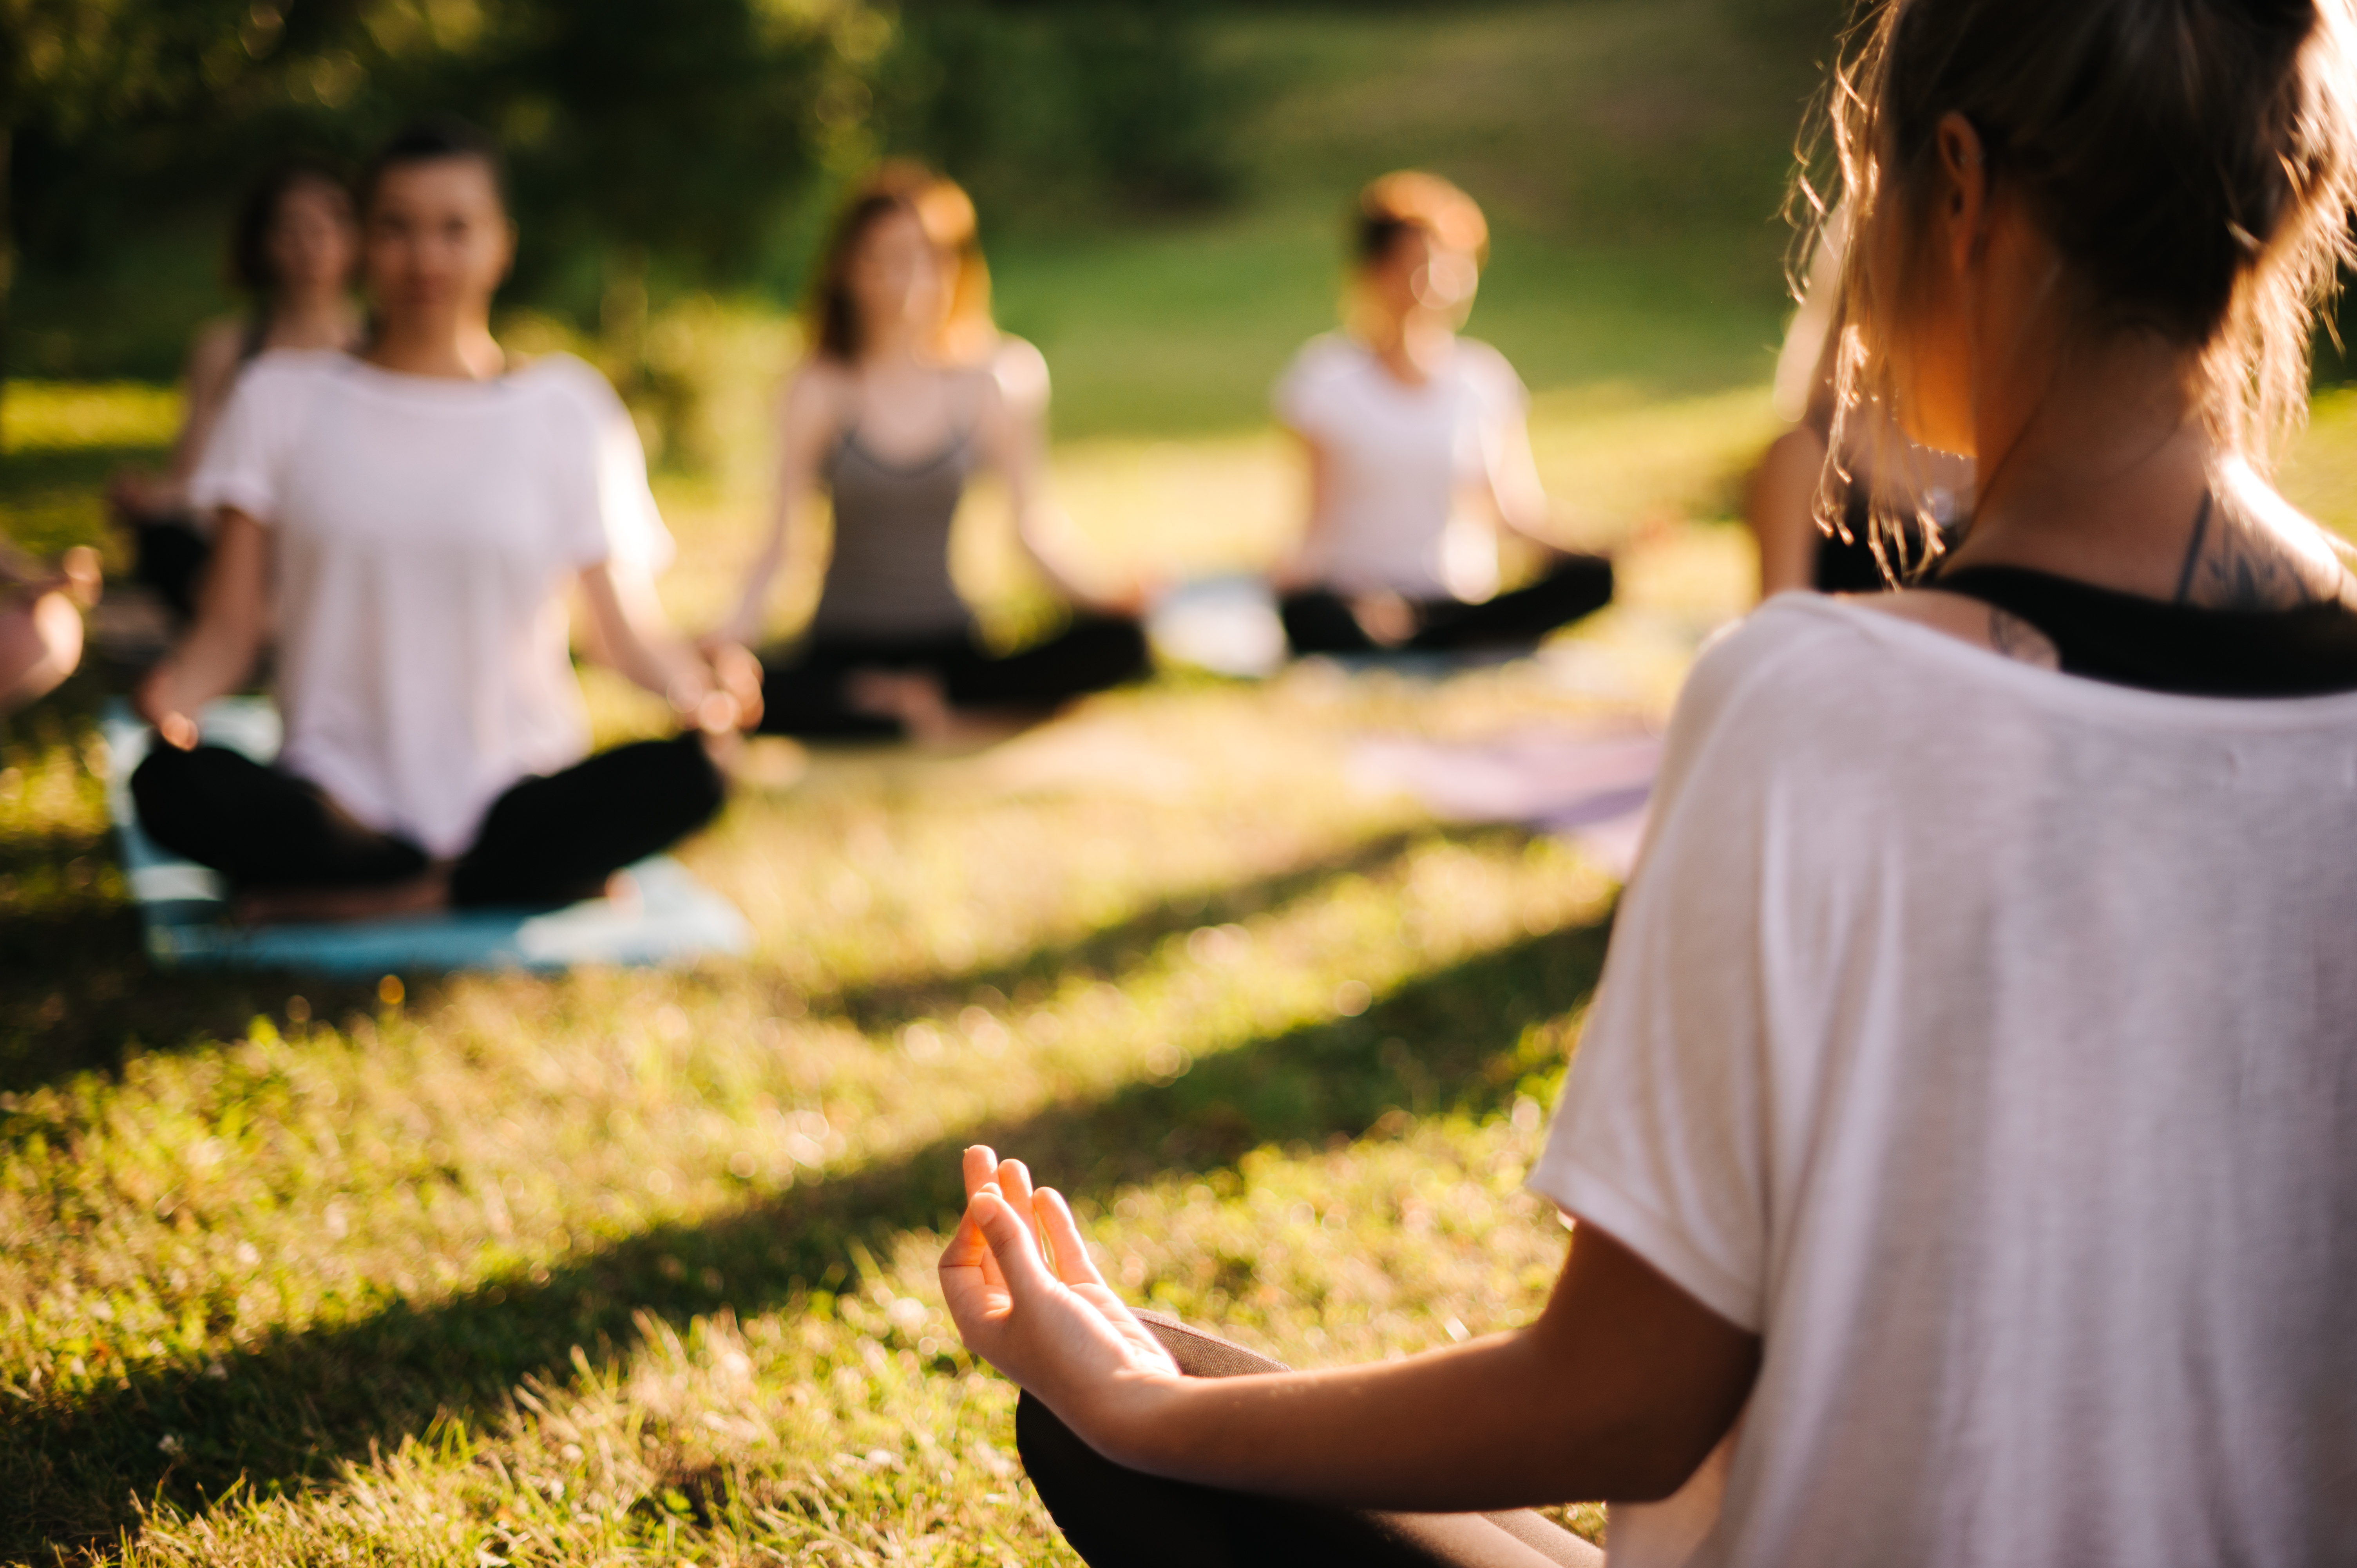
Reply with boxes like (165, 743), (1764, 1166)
(132, 119), (758, 922)
(1272, 172), (1611, 656)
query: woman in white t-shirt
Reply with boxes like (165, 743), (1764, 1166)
(132, 119), (760, 921)
(936, 3), (2357, 1566)
(1272, 172), (1612, 657)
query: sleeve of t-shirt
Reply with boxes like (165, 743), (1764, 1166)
(1465, 340), (1531, 421)
(1271, 337), (1343, 439)
(1461, 340), (1532, 476)
(185, 363), (289, 525)
(1524, 613), (1828, 1334)
(545, 356), (676, 575)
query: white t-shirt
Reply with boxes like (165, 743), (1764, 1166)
(1531, 594), (2357, 1568)
(188, 350), (672, 859)
(1272, 333), (1528, 600)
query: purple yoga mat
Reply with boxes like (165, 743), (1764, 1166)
(1350, 726), (1662, 877)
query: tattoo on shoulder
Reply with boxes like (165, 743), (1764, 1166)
(1987, 607), (2061, 669)
(2180, 501), (2334, 611)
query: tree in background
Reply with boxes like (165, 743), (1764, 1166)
(0, 0), (355, 436)
(4, 0), (1236, 409)
(878, 0), (1234, 224)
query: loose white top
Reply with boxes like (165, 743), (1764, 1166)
(1532, 594), (2357, 1568)
(1272, 333), (1527, 600)
(188, 350), (672, 858)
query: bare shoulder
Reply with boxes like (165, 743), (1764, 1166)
(784, 357), (853, 407)
(186, 320), (246, 389)
(988, 335), (1051, 416)
(1848, 589), (2061, 670)
(2186, 468), (2354, 610)
(777, 358), (853, 451)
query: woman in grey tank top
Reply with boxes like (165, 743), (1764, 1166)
(714, 165), (1148, 741)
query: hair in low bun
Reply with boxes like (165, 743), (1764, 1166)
(1799, 0), (2357, 570)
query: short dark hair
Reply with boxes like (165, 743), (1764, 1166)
(358, 116), (509, 218)
(1353, 171), (1490, 272)
(229, 159), (352, 298)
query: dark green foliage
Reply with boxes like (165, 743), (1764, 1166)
(879, 1), (1237, 224)
(2, 0), (1241, 380)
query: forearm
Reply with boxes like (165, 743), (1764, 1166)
(145, 510), (266, 723)
(1092, 1329), (1658, 1514)
(163, 622), (262, 710)
(1015, 514), (1101, 605)
(579, 561), (746, 729)
(605, 623), (708, 707)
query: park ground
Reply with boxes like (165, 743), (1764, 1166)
(9, 3), (2357, 1563)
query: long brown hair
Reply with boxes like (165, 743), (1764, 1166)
(1806, 0), (2357, 571)
(805, 161), (997, 364)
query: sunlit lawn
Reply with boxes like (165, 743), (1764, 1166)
(10, 327), (2357, 1560)
(0, 347), (1770, 1563)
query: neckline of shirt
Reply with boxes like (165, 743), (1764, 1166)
(1343, 335), (1470, 397)
(1782, 592), (2357, 728)
(328, 351), (549, 402)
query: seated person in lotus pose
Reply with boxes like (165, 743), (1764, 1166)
(131, 119), (760, 922)
(940, 1), (2357, 1564)
(1273, 172), (1613, 657)
(110, 159), (364, 622)
(0, 539), (99, 716)
(715, 165), (1148, 742)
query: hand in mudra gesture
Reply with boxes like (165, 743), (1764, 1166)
(939, 1146), (1181, 1437)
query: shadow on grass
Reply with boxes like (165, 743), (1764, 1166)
(0, 819), (1455, 1099)
(0, 820), (387, 1097)
(5, 915), (1610, 1556)
(814, 827), (1439, 1035)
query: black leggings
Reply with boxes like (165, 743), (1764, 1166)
(1280, 554), (1614, 658)
(130, 517), (213, 622)
(1017, 1314), (1602, 1568)
(757, 614), (1151, 739)
(130, 734), (726, 907)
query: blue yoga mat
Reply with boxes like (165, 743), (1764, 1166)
(101, 699), (753, 974)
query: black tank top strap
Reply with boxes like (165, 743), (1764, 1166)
(1928, 561), (2357, 697)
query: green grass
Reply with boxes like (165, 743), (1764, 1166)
(1, 349), (1749, 1562)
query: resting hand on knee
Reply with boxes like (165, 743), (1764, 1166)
(941, 1145), (1183, 1449)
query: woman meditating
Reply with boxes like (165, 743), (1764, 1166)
(110, 159), (363, 622)
(716, 165), (1148, 741)
(1273, 172), (1613, 657)
(941, 2), (2357, 1564)
(132, 119), (760, 921)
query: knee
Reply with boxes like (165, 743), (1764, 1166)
(1087, 616), (1151, 673)
(676, 733), (729, 823)
(130, 743), (215, 851)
